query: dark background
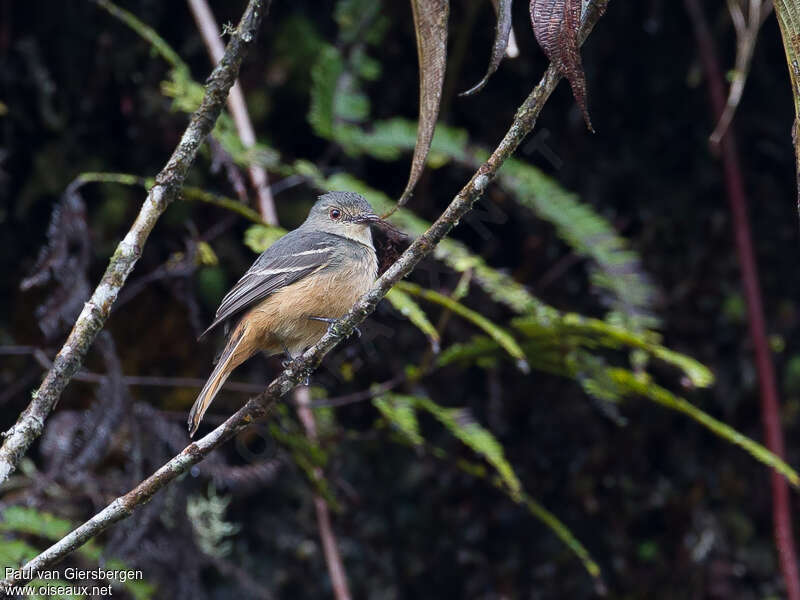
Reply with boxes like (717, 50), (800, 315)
(1, 1), (799, 598)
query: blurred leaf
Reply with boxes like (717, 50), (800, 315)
(196, 241), (219, 267)
(401, 0), (449, 205)
(607, 369), (800, 488)
(417, 397), (522, 499)
(243, 224), (287, 253)
(0, 507), (156, 599)
(784, 355), (800, 395)
(386, 287), (441, 352)
(373, 394), (424, 445)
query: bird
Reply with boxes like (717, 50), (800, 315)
(188, 191), (380, 437)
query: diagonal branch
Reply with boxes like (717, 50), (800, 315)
(0, 1), (609, 587)
(0, 0), (270, 486)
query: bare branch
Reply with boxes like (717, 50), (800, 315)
(0, 0), (270, 486)
(188, 0), (278, 225)
(295, 386), (352, 600)
(685, 1), (800, 597)
(0, 2), (609, 586)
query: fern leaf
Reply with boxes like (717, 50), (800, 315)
(396, 281), (529, 371)
(373, 394), (424, 445)
(386, 288), (441, 352)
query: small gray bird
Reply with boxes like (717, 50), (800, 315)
(188, 191), (379, 436)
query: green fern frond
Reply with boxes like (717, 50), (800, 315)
(499, 158), (658, 331)
(0, 507), (156, 599)
(396, 281), (528, 370)
(438, 334), (797, 488)
(373, 394), (424, 445)
(606, 369), (800, 488)
(375, 396), (601, 581)
(97, 1), (278, 171)
(375, 394), (522, 499)
(308, 45), (344, 139)
(415, 396), (522, 500)
(386, 288), (441, 353)
(512, 314), (713, 388)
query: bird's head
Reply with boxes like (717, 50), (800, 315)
(304, 191), (380, 245)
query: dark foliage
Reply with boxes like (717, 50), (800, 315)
(1, 1), (799, 599)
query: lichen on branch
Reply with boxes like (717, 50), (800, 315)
(0, 0), (270, 486)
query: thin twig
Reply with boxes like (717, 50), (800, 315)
(188, 0), (278, 225)
(295, 386), (352, 600)
(188, 8), (348, 589)
(0, 0), (269, 486)
(684, 2), (800, 599)
(0, 3), (610, 586)
(709, 0), (772, 146)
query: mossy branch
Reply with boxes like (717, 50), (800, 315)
(0, 0), (269, 486)
(0, 1), (609, 587)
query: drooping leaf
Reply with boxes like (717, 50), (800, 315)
(607, 369), (800, 489)
(530, 0), (593, 130)
(386, 287), (441, 352)
(461, 0), (513, 96)
(500, 157), (659, 331)
(375, 396), (601, 580)
(401, 0), (449, 205)
(415, 397), (522, 500)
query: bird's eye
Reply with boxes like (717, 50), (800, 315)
(329, 208), (341, 220)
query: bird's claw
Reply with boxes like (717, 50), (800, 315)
(308, 316), (361, 338)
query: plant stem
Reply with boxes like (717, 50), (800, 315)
(684, 2), (800, 598)
(187, 0), (278, 225)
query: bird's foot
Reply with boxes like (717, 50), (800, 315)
(308, 316), (361, 338)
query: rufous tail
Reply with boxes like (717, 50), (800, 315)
(188, 327), (247, 437)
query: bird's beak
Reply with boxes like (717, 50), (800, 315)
(353, 213), (381, 224)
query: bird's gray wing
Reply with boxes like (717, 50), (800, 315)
(200, 231), (338, 337)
